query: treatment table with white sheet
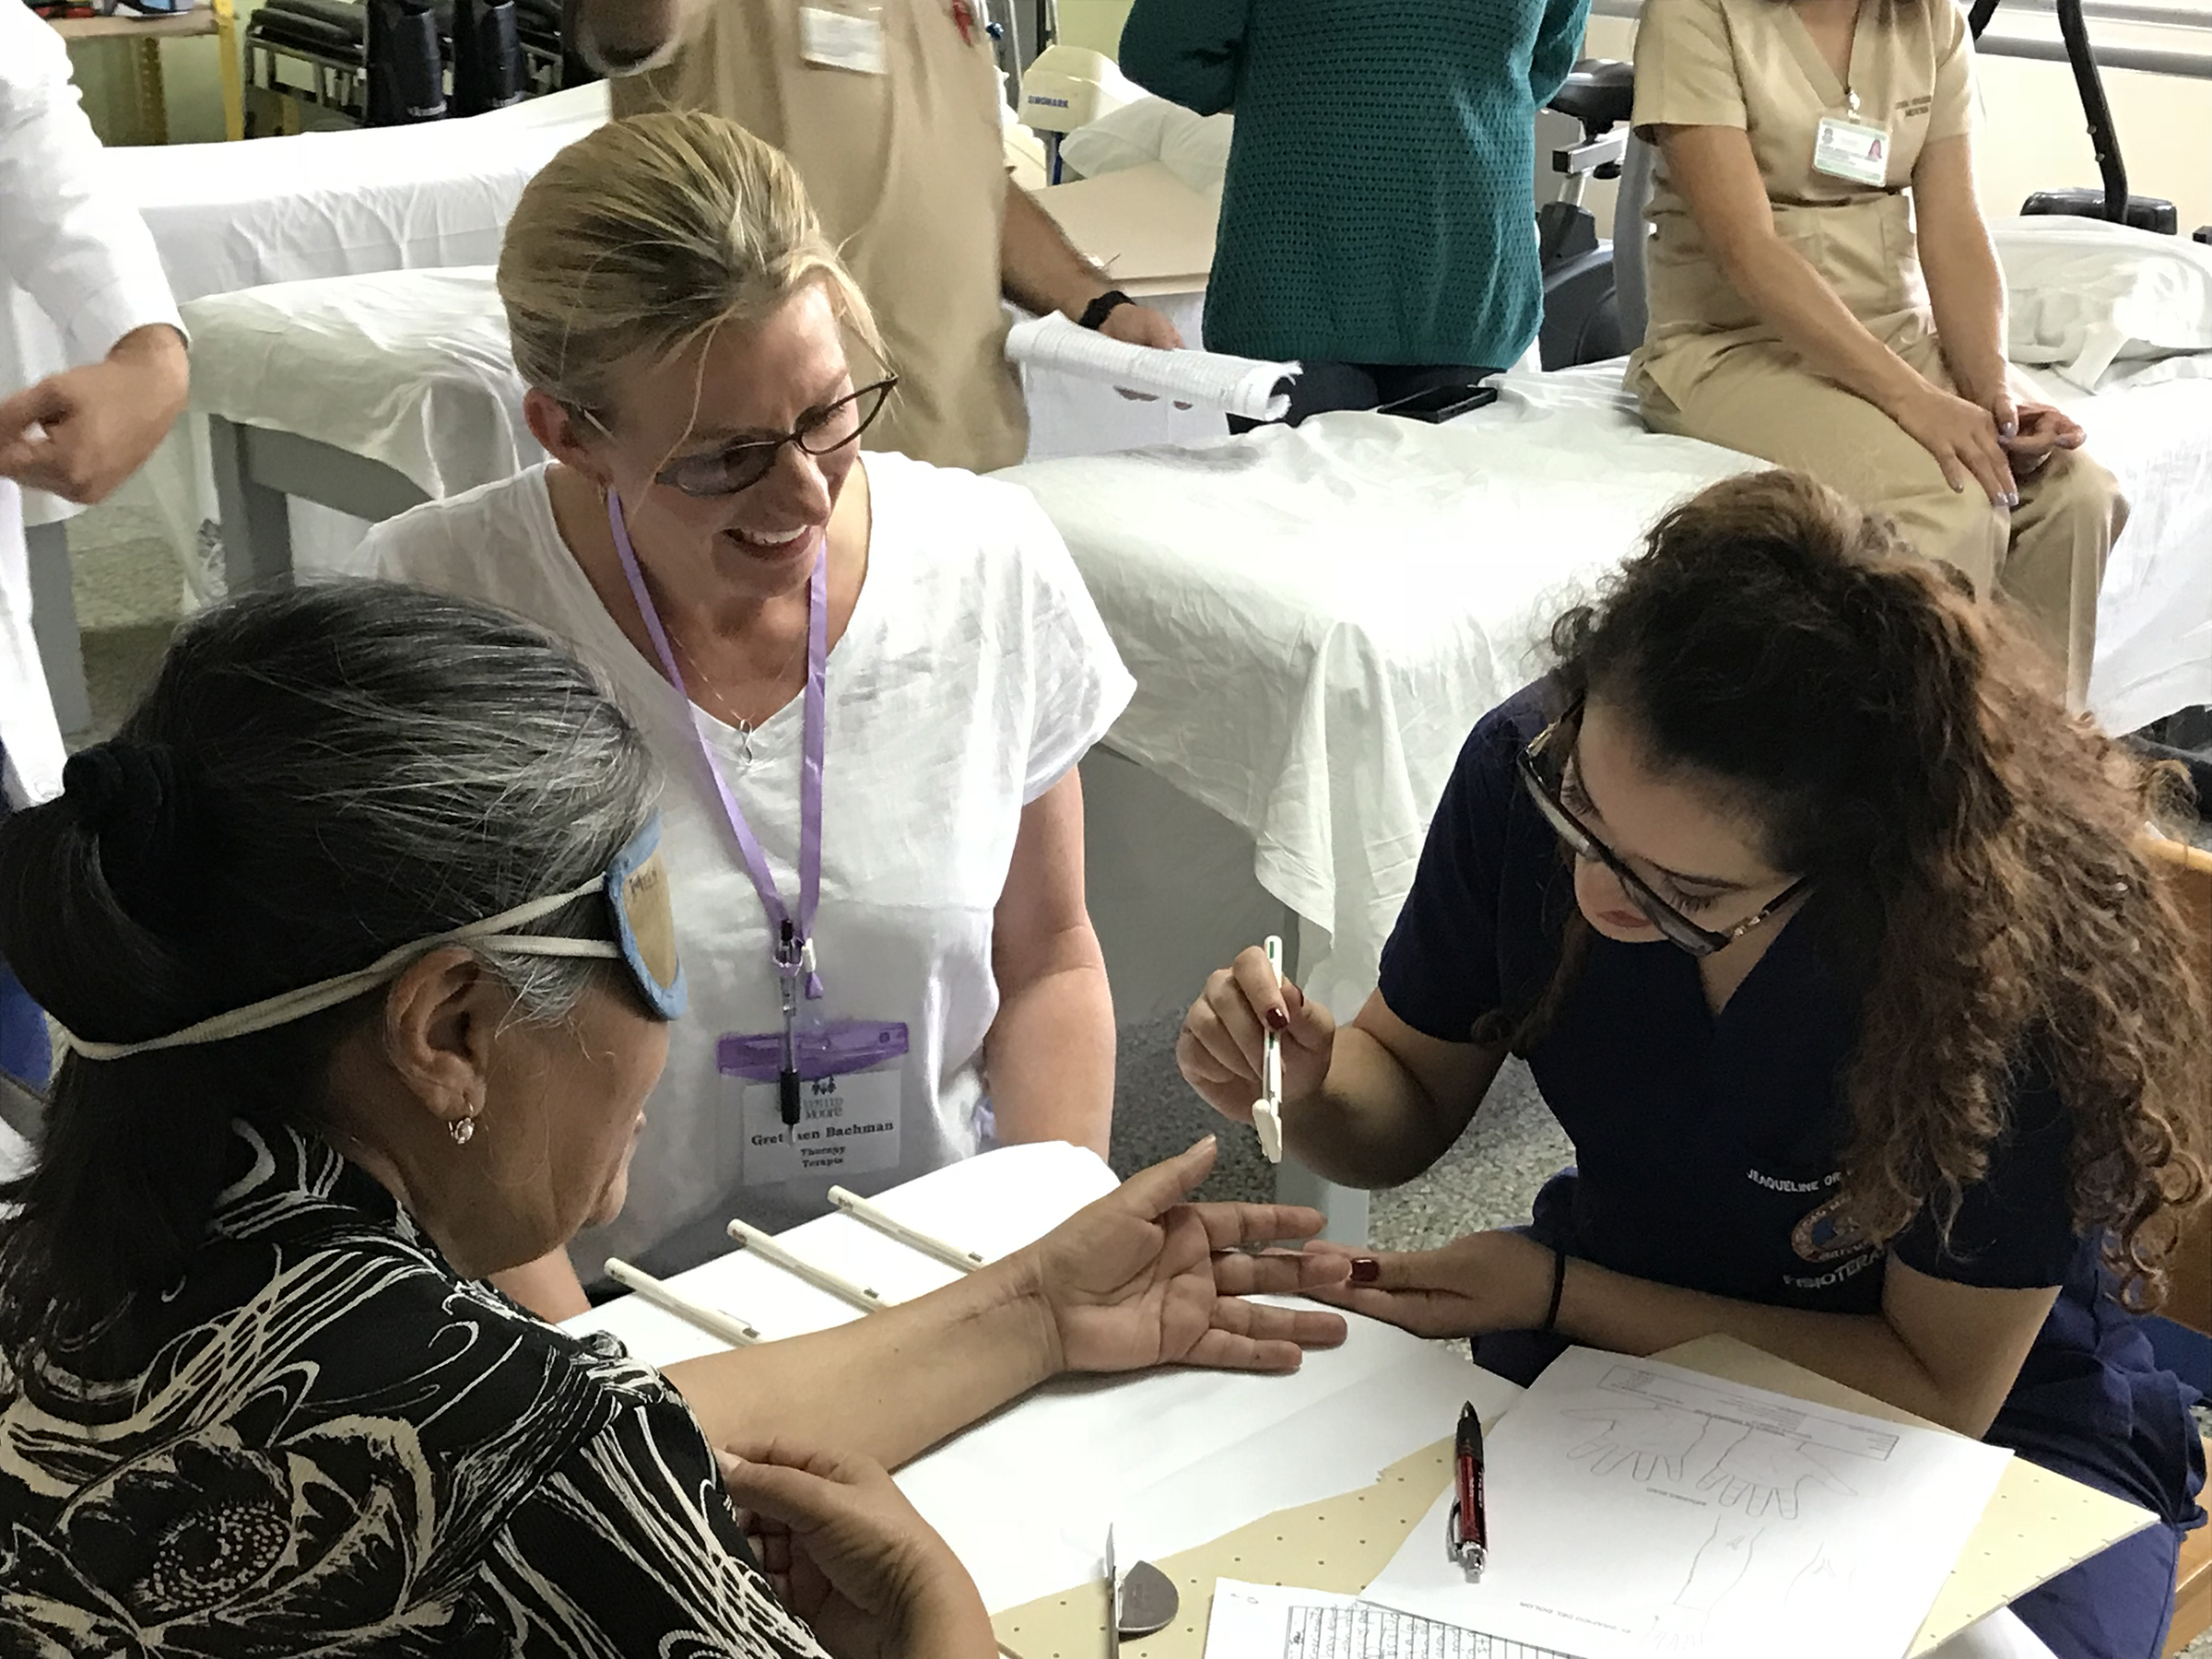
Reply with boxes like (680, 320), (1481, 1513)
(564, 1143), (2067, 1659)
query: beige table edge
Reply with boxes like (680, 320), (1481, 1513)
(1033, 161), (1218, 300)
(991, 1334), (2156, 1659)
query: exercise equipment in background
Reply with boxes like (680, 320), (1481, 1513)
(244, 0), (579, 131)
(1536, 58), (1637, 371)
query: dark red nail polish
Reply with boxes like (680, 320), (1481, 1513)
(1349, 1257), (1381, 1285)
(1265, 1006), (1290, 1032)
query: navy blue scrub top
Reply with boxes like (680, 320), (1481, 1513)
(1378, 683), (2206, 1532)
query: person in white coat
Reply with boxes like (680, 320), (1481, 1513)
(0, 0), (187, 812)
(0, 0), (186, 1089)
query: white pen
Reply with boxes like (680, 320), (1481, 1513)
(603, 1257), (761, 1347)
(1253, 933), (1286, 1164)
(725, 1216), (886, 1312)
(829, 1185), (986, 1272)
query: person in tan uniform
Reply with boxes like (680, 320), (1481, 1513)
(1628, 0), (2123, 704)
(575, 0), (1183, 473)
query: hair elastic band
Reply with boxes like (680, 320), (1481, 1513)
(57, 816), (686, 1062)
(1540, 1243), (1570, 1335)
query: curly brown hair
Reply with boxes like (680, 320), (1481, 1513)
(1535, 470), (2209, 1306)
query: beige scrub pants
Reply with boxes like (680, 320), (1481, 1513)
(1641, 337), (2124, 708)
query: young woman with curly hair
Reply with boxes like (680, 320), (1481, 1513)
(1180, 470), (2208, 1659)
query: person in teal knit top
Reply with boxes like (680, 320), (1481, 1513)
(1121, 0), (1593, 426)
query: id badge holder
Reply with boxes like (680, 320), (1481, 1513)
(1812, 98), (1891, 187)
(798, 0), (886, 75)
(722, 1017), (910, 1184)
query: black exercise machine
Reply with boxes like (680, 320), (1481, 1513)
(245, 0), (581, 130)
(1970, 0), (2182, 232)
(1537, 58), (1638, 370)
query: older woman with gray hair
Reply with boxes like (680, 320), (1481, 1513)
(0, 583), (1346, 1653)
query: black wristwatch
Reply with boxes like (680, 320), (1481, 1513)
(1077, 289), (1135, 331)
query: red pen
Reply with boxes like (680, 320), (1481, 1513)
(950, 0), (974, 44)
(1446, 1400), (1488, 1581)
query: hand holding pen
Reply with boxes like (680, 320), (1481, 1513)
(1174, 942), (1336, 1139)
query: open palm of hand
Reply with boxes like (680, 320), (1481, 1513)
(1028, 1138), (1351, 1376)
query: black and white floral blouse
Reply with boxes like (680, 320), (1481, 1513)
(0, 1120), (830, 1657)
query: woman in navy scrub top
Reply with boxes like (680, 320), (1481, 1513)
(1181, 471), (2207, 1659)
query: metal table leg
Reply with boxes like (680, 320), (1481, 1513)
(24, 521), (90, 738)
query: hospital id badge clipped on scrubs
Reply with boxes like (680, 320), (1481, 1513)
(724, 1019), (910, 1184)
(1813, 104), (1891, 187)
(799, 0), (886, 74)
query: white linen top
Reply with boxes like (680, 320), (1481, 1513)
(366, 452), (1133, 1271)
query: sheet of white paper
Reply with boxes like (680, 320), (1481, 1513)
(1004, 312), (1299, 420)
(898, 1311), (1519, 1612)
(1363, 1347), (2013, 1659)
(1206, 1581), (1571, 1659)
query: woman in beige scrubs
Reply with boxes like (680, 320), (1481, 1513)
(1629, 0), (2123, 704)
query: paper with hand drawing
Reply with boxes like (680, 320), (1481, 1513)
(1004, 312), (1299, 421)
(1362, 1347), (2012, 1659)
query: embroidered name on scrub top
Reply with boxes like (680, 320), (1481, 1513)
(606, 492), (909, 1186)
(1813, 91), (1891, 187)
(800, 0), (887, 74)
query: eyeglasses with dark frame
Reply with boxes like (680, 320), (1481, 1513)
(588, 377), (900, 500)
(1515, 699), (1811, 958)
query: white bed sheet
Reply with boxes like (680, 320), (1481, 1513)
(2011, 355), (2212, 737)
(184, 266), (535, 519)
(117, 83), (611, 309)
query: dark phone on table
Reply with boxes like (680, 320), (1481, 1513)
(1375, 383), (1498, 423)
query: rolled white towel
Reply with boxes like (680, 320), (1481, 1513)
(1006, 312), (1299, 422)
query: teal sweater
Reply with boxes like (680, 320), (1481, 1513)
(1121, 0), (1592, 370)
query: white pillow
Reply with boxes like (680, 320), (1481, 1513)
(1995, 216), (2212, 391)
(1157, 108), (1234, 196)
(1059, 96), (1233, 195)
(1058, 97), (1181, 179)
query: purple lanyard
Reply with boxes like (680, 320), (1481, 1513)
(606, 491), (827, 1000)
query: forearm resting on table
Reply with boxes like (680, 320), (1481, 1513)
(984, 941), (1114, 1159)
(1552, 1252), (2053, 1438)
(665, 1257), (1056, 1467)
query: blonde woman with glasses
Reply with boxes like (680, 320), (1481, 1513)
(366, 112), (1131, 1319)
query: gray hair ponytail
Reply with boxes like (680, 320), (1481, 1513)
(0, 582), (657, 1356)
